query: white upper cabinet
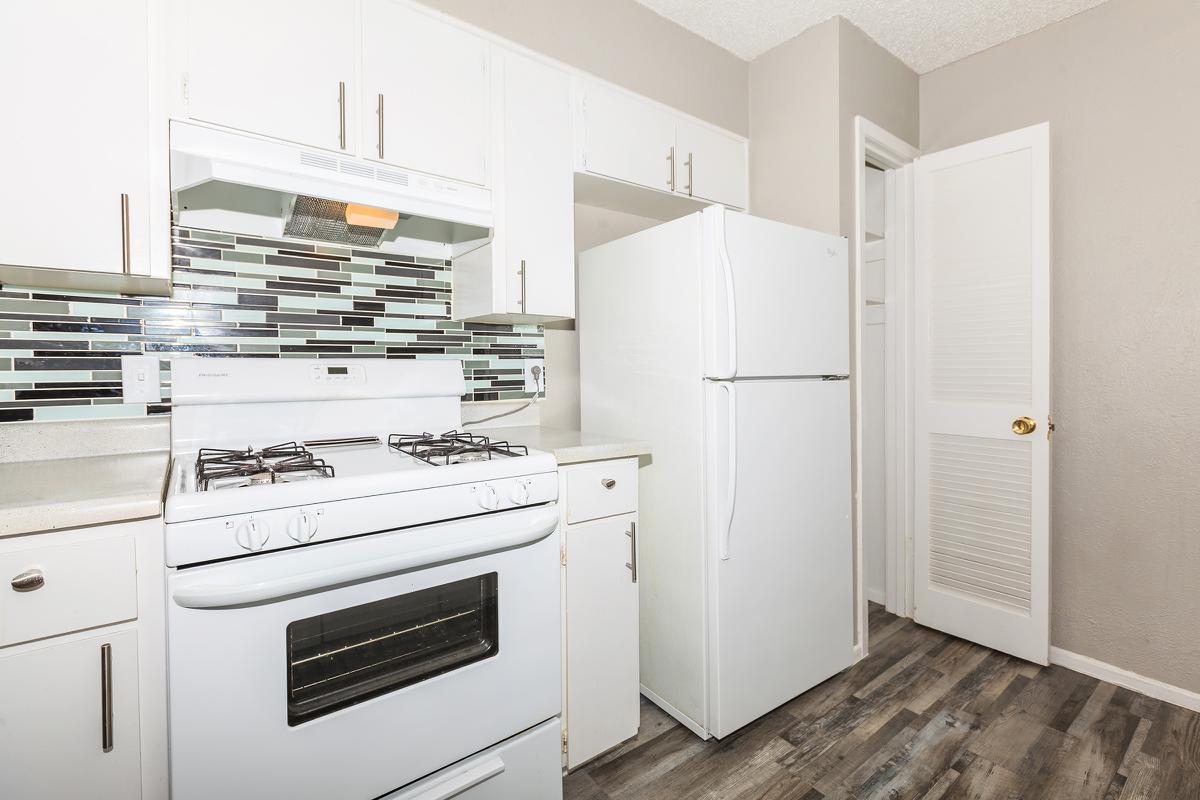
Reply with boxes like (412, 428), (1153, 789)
(500, 49), (575, 319)
(0, 0), (159, 277)
(362, 0), (490, 186)
(182, 0), (357, 154)
(579, 83), (677, 193)
(453, 48), (573, 322)
(675, 119), (748, 209)
(576, 81), (748, 210)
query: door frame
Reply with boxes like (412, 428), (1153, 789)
(852, 116), (920, 655)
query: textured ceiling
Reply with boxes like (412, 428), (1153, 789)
(632, 0), (1110, 73)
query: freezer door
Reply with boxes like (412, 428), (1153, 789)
(703, 207), (849, 379)
(705, 378), (855, 738)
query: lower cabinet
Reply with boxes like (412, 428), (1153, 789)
(560, 457), (640, 769)
(0, 629), (142, 799)
(0, 517), (166, 798)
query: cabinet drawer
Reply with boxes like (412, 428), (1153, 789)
(0, 537), (137, 647)
(565, 458), (637, 524)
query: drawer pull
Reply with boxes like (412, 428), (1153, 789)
(11, 568), (44, 592)
(601, 478), (616, 490)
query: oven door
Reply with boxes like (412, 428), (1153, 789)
(167, 504), (561, 800)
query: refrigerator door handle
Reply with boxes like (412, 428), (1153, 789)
(719, 381), (737, 560)
(714, 210), (738, 379)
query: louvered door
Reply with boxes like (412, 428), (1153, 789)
(913, 123), (1050, 664)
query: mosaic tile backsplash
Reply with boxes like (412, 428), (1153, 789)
(0, 227), (544, 422)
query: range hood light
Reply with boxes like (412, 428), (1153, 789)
(345, 203), (400, 230)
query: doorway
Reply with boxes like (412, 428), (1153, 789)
(852, 117), (919, 654)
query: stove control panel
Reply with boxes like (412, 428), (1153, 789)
(309, 364), (366, 383)
(166, 471), (560, 567)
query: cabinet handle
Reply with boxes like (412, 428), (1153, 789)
(338, 81), (346, 150)
(120, 193), (131, 274)
(519, 259), (526, 313)
(100, 643), (113, 753)
(377, 93), (385, 159)
(685, 152), (694, 197)
(10, 568), (44, 592)
(667, 146), (676, 191)
(626, 522), (638, 583)
(601, 478), (616, 490)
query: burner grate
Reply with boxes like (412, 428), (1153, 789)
(195, 442), (335, 491)
(388, 430), (529, 466)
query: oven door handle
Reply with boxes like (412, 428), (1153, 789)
(171, 506), (560, 609)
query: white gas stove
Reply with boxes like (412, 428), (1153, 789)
(164, 358), (564, 800)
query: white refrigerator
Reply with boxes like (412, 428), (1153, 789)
(578, 205), (855, 739)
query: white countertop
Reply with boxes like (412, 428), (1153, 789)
(0, 418), (170, 537)
(472, 425), (651, 466)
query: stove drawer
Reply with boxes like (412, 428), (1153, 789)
(382, 718), (562, 800)
(0, 537), (137, 647)
(565, 458), (638, 524)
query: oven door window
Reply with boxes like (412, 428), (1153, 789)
(286, 573), (499, 726)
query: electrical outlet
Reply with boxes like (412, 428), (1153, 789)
(121, 355), (162, 403)
(524, 359), (545, 394)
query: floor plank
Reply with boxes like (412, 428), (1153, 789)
(566, 604), (1200, 800)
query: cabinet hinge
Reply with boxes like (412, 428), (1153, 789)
(181, 73), (189, 103)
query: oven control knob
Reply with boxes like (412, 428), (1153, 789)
(287, 510), (318, 543)
(510, 479), (531, 505)
(476, 483), (499, 511)
(235, 518), (270, 552)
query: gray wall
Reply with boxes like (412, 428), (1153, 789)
(748, 18), (840, 231)
(835, 17), (918, 236)
(421, 0), (749, 135)
(748, 17), (918, 235)
(920, 0), (1200, 692)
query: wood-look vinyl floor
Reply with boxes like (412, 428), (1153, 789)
(565, 604), (1200, 800)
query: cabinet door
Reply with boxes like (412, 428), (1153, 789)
(499, 50), (575, 318)
(580, 83), (677, 193)
(363, 0), (489, 185)
(0, 0), (150, 274)
(184, 0), (355, 153)
(676, 120), (748, 209)
(565, 513), (639, 768)
(0, 629), (141, 799)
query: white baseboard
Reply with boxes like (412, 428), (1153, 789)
(640, 684), (711, 740)
(866, 587), (885, 605)
(1049, 646), (1200, 713)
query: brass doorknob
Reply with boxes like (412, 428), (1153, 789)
(1012, 416), (1037, 435)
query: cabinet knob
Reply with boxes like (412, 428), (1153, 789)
(11, 568), (44, 592)
(601, 478), (616, 490)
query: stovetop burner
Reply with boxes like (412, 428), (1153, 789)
(195, 442), (336, 491)
(388, 431), (529, 466)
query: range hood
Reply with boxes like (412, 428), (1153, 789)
(170, 121), (491, 257)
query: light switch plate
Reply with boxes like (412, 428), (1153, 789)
(120, 355), (162, 404)
(523, 359), (545, 394)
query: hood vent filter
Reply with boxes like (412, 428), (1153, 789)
(283, 195), (390, 247)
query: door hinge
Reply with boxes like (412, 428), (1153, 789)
(181, 73), (189, 103)
(560, 545), (567, 566)
(561, 730), (568, 753)
(1047, 414), (1055, 440)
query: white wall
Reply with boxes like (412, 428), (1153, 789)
(920, 0), (1200, 692)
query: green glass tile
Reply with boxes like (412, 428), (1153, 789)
(0, 321), (30, 331)
(220, 250), (265, 264)
(0, 299), (71, 314)
(0, 359), (10, 371)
